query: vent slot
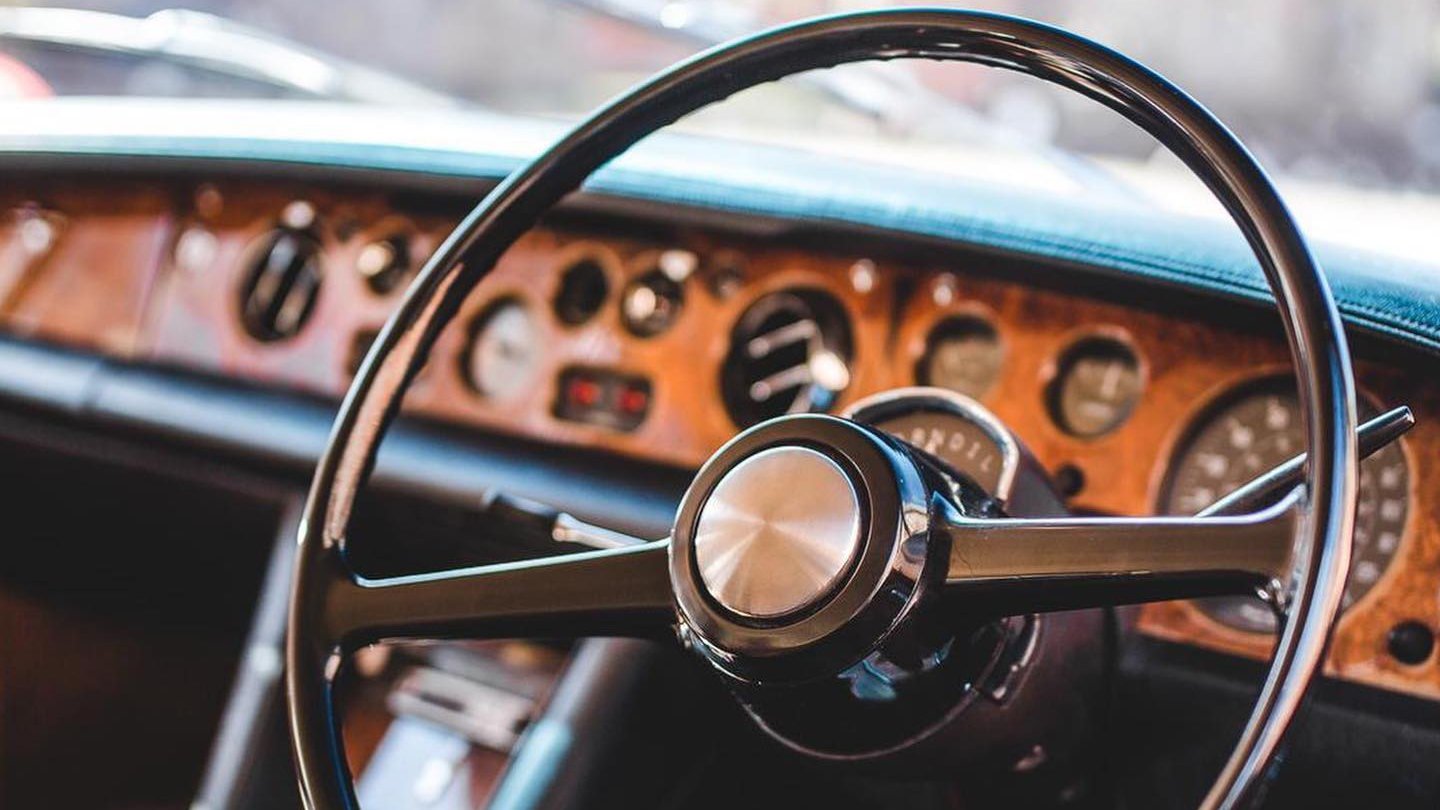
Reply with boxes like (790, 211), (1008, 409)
(721, 289), (852, 428)
(239, 228), (324, 342)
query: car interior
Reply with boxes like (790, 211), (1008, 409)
(2, 2), (1439, 809)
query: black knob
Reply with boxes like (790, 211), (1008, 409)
(1386, 621), (1434, 666)
(1053, 463), (1086, 498)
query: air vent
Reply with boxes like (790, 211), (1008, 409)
(239, 228), (324, 342)
(721, 289), (852, 428)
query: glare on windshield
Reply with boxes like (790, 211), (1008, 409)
(3, 0), (1438, 256)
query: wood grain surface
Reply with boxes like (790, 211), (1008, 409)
(3, 178), (1436, 701)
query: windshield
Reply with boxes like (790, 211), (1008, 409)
(4, 1), (1438, 261)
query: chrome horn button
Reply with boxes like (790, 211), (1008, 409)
(694, 446), (863, 618)
(669, 414), (934, 683)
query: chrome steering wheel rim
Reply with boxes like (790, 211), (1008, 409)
(286, 10), (1358, 809)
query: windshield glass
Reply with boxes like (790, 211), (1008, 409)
(4, 1), (1438, 261)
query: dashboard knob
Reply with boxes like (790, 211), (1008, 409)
(1387, 621), (1435, 666)
(620, 269), (684, 337)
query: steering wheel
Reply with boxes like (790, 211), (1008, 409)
(287, 9), (1358, 810)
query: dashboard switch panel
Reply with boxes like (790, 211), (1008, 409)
(553, 367), (651, 431)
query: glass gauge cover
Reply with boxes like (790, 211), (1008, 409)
(464, 299), (541, 399)
(1162, 379), (1409, 632)
(918, 315), (1003, 400)
(844, 388), (1017, 501)
(1049, 335), (1143, 437)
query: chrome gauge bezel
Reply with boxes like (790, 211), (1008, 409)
(842, 386), (1021, 506)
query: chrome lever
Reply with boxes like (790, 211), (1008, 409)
(550, 512), (650, 549)
(476, 490), (650, 550)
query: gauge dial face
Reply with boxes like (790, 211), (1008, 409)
(918, 316), (1003, 399)
(844, 389), (1016, 499)
(465, 300), (540, 399)
(871, 410), (1008, 495)
(1049, 336), (1143, 437)
(1162, 381), (1409, 632)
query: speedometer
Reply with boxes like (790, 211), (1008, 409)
(1161, 378), (1409, 632)
(843, 387), (1019, 502)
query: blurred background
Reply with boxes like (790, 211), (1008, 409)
(4, 0), (1438, 261)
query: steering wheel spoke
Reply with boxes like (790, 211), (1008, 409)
(942, 490), (1301, 615)
(320, 539), (674, 651)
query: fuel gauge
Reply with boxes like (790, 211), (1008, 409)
(1048, 335), (1143, 438)
(917, 315), (1003, 400)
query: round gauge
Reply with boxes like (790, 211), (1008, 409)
(1048, 335), (1143, 437)
(917, 316), (1003, 399)
(1162, 379), (1409, 632)
(463, 299), (541, 399)
(844, 388), (1016, 499)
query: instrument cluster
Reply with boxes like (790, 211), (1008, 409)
(904, 288), (1414, 639)
(2, 180), (1434, 700)
(434, 231), (1421, 659)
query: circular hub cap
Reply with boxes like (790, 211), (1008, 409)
(694, 446), (863, 618)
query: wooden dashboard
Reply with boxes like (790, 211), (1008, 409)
(3, 178), (1438, 703)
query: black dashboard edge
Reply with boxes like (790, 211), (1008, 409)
(0, 334), (687, 539)
(1117, 635), (1440, 808)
